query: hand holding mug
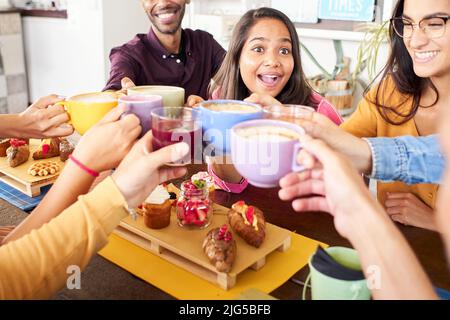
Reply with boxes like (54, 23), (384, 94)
(17, 95), (73, 138)
(244, 93), (282, 107)
(72, 104), (142, 173)
(186, 95), (204, 108)
(278, 135), (376, 239)
(297, 112), (372, 174)
(112, 131), (189, 208)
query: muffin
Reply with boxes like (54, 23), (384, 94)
(140, 185), (173, 229)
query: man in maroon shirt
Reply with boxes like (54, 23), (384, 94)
(103, 0), (226, 100)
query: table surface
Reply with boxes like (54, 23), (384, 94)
(1, 164), (449, 300)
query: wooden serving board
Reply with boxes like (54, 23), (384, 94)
(0, 139), (65, 197)
(114, 185), (291, 290)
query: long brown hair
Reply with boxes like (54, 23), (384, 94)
(209, 7), (316, 108)
(367, 0), (439, 125)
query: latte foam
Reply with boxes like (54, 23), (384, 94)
(205, 103), (259, 113)
(235, 125), (301, 142)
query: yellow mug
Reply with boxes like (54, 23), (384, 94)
(56, 92), (118, 135)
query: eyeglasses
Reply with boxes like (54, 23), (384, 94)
(391, 16), (450, 39)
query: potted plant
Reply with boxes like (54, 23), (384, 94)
(301, 21), (389, 116)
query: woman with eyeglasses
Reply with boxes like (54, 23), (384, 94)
(340, 0), (450, 231)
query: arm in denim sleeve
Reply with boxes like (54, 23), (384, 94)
(365, 135), (444, 184)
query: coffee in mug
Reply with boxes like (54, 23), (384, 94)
(127, 85), (185, 108)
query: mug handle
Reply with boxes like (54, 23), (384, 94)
(351, 283), (363, 300)
(291, 142), (305, 172)
(120, 107), (132, 120)
(302, 273), (312, 300)
(54, 101), (72, 125)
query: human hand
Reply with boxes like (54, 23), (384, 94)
(186, 95), (204, 107)
(17, 95), (74, 138)
(71, 104), (142, 173)
(114, 77), (136, 96)
(244, 93), (282, 107)
(385, 193), (436, 231)
(278, 135), (377, 238)
(0, 226), (15, 245)
(112, 131), (189, 208)
(297, 112), (373, 174)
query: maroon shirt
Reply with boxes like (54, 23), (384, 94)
(103, 28), (226, 100)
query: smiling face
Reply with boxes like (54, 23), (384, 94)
(402, 0), (450, 79)
(238, 18), (294, 98)
(141, 0), (190, 35)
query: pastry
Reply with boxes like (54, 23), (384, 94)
(59, 138), (74, 162)
(33, 138), (60, 160)
(0, 139), (11, 157)
(228, 201), (266, 248)
(202, 224), (236, 273)
(137, 185), (173, 229)
(6, 139), (30, 168)
(28, 161), (60, 177)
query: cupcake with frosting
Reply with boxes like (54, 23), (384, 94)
(138, 185), (175, 229)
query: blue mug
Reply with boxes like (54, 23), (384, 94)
(198, 100), (263, 154)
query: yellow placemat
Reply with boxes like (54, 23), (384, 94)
(99, 231), (326, 300)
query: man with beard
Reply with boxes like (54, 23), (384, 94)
(103, 0), (226, 100)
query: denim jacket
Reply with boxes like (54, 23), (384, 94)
(365, 135), (444, 185)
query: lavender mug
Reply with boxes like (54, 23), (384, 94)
(119, 95), (163, 137)
(230, 119), (304, 188)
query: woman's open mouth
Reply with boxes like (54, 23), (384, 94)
(257, 74), (283, 89)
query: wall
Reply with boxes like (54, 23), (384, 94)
(0, 12), (28, 113)
(23, 0), (148, 101)
(101, 0), (149, 82)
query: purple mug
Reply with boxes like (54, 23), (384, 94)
(119, 95), (163, 137)
(230, 119), (305, 188)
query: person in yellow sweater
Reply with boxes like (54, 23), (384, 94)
(0, 124), (189, 299)
(341, 0), (450, 230)
(2, 103), (141, 244)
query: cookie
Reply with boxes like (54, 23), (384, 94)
(28, 161), (60, 177)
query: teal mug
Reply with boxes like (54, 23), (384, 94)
(303, 247), (371, 300)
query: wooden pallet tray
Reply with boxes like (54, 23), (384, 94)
(114, 195), (291, 290)
(0, 139), (65, 197)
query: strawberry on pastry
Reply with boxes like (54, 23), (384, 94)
(6, 139), (30, 168)
(33, 138), (60, 160)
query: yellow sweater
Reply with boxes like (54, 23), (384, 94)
(0, 177), (128, 299)
(341, 78), (438, 209)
